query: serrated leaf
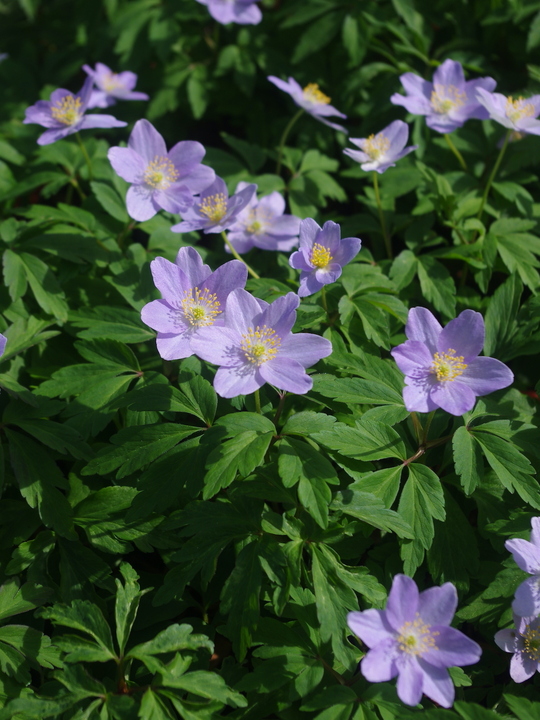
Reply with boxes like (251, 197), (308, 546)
(332, 488), (413, 538)
(40, 600), (117, 661)
(453, 426), (483, 495)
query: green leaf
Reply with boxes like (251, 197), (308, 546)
(19, 252), (69, 322)
(90, 181), (128, 222)
(453, 426), (483, 495)
(127, 624), (213, 660)
(115, 563), (146, 656)
(40, 600), (117, 661)
(313, 418), (408, 462)
(417, 255), (456, 318)
(346, 466), (403, 507)
(484, 273), (523, 359)
(332, 488), (413, 538)
(0, 579), (52, 622)
(159, 669), (247, 707)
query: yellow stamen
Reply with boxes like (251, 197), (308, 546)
(506, 96), (535, 123)
(397, 615), (439, 656)
(241, 325), (281, 365)
(144, 156), (179, 190)
(363, 133), (390, 160)
(303, 83), (331, 105)
(246, 220), (262, 234)
(430, 83), (466, 114)
(181, 287), (221, 327)
(199, 193), (227, 223)
(102, 72), (122, 93)
(523, 624), (540, 661)
(310, 243), (332, 269)
(51, 95), (82, 126)
(430, 349), (467, 382)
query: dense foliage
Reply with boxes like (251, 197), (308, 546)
(1, 0), (540, 718)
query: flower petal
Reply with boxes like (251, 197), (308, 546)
(512, 576), (540, 617)
(391, 340), (433, 376)
(222, 288), (263, 337)
(214, 365), (262, 398)
(437, 309), (484, 359)
(126, 184), (159, 222)
(347, 609), (394, 648)
(259, 292), (299, 338)
(259, 356), (313, 394)
(396, 657), (424, 707)
(175, 247), (212, 290)
(141, 299), (184, 334)
(402, 379), (439, 413)
(416, 659), (454, 708)
(190, 326), (243, 366)
(417, 583), (457, 627)
(429, 380), (477, 416)
(155, 332), (194, 361)
(332, 237), (362, 266)
(385, 574), (419, 631)
(510, 650), (537, 683)
(150, 256), (188, 301)
(128, 119), (167, 163)
(360, 637), (399, 683)
(505, 538), (540, 574)
(423, 626), (482, 668)
(494, 628), (519, 653)
(108, 147), (145, 183)
(79, 114), (126, 129)
(405, 307), (442, 354)
(203, 259), (248, 302)
(279, 333), (333, 368)
(459, 356), (513, 395)
(298, 218), (322, 251)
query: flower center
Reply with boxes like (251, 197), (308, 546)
(523, 625), (540, 661)
(181, 287), (221, 327)
(310, 243), (333, 269)
(430, 83), (466, 114)
(102, 72), (123, 93)
(363, 133), (390, 160)
(144, 156), (179, 190)
(50, 95), (82, 126)
(397, 615), (439, 656)
(303, 83), (331, 105)
(430, 349), (467, 382)
(241, 325), (281, 365)
(199, 193), (228, 223)
(506, 96), (535, 123)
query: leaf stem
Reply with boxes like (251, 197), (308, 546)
(444, 133), (468, 171)
(254, 389), (262, 414)
(273, 391), (287, 427)
(221, 231), (260, 279)
(276, 109), (304, 176)
(410, 412), (423, 444)
(75, 132), (93, 181)
(321, 285), (329, 315)
(421, 411), (435, 445)
(477, 129), (511, 224)
(373, 171), (392, 259)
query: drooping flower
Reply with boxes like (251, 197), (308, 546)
(83, 62), (149, 109)
(195, 0), (262, 24)
(390, 307), (513, 416)
(267, 76), (347, 132)
(348, 574), (482, 708)
(226, 183), (301, 253)
(343, 120), (417, 174)
(495, 614), (540, 682)
(108, 119), (215, 223)
(23, 77), (127, 146)
(171, 177), (256, 234)
(390, 59), (496, 133)
(475, 88), (540, 135)
(140, 247), (247, 361)
(190, 289), (332, 398)
(289, 219), (361, 297)
(505, 517), (540, 617)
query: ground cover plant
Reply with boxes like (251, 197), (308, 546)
(1, 0), (540, 717)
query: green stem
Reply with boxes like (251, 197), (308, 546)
(444, 133), (468, 171)
(321, 285), (329, 315)
(410, 412), (423, 444)
(75, 132), (93, 181)
(254, 389), (261, 414)
(421, 411), (435, 445)
(273, 391), (287, 427)
(477, 130), (511, 224)
(221, 232), (260, 279)
(276, 109), (304, 175)
(373, 171), (392, 259)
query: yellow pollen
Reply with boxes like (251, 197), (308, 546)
(50, 95), (82, 126)
(144, 156), (179, 190)
(397, 615), (439, 656)
(181, 287), (221, 327)
(506, 96), (535, 123)
(303, 83), (331, 105)
(430, 83), (466, 114)
(430, 348), (467, 382)
(310, 243), (332, 269)
(523, 625), (540, 661)
(363, 133), (390, 160)
(241, 325), (281, 365)
(199, 193), (227, 223)
(102, 72), (122, 93)
(247, 220), (262, 234)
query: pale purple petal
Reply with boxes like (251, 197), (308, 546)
(531, 518), (540, 548)
(126, 185), (159, 222)
(141, 299), (182, 334)
(405, 307), (442, 354)
(423, 626), (481, 669)
(175, 246), (212, 289)
(429, 380), (477, 416)
(168, 140), (205, 176)
(37, 128), (75, 145)
(221, 288), (261, 337)
(402, 381), (439, 413)
(494, 628), (519, 653)
(298, 218), (321, 251)
(0, 334), (6, 358)
(79, 114), (127, 130)
(257, 192), (285, 217)
(154, 184), (194, 214)
(259, 292), (299, 338)
(149, 256), (188, 302)
(510, 651), (537, 683)
(289, 250), (314, 273)
(259, 356), (313, 394)
(268, 215), (301, 236)
(190, 326), (243, 366)
(417, 583), (457, 627)
(505, 539), (540, 574)
(214, 365), (261, 397)
(128, 119), (167, 163)
(433, 59), (465, 88)
(390, 340), (432, 376)
(180, 164), (216, 194)
(513, 577), (540, 617)
(396, 657), (424, 707)
(417, 660), (454, 708)
(459, 356), (514, 395)
(314, 264), (342, 285)
(156, 333), (194, 361)
(361, 638), (399, 682)
(279, 333), (333, 367)
(297, 272), (325, 297)
(203, 259), (248, 300)
(347, 609), (394, 648)
(385, 575), (419, 631)
(108, 147), (145, 183)
(332, 237), (361, 266)
(438, 309), (484, 359)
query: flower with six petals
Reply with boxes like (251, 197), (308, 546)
(267, 76), (347, 132)
(475, 88), (540, 135)
(83, 62), (149, 109)
(495, 614), (540, 683)
(343, 120), (417, 174)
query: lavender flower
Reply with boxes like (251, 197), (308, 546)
(390, 59), (496, 133)
(347, 574), (481, 708)
(171, 177), (256, 234)
(0, 334), (6, 357)
(195, 0), (262, 25)
(343, 120), (417, 174)
(108, 119), (215, 222)
(226, 183), (301, 253)
(190, 289), (332, 398)
(475, 88), (540, 135)
(140, 247), (247, 361)
(495, 614), (540, 682)
(23, 77), (126, 146)
(0, 54), (7, 63)
(267, 76), (347, 132)
(289, 219), (361, 297)
(505, 517), (540, 617)
(83, 62), (149, 109)
(390, 307), (513, 416)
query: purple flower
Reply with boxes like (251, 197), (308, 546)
(195, 0), (262, 24)
(140, 247), (247, 361)
(289, 219), (361, 297)
(390, 59), (496, 134)
(505, 517), (540, 617)
(0, 334), (6, 357)
(23, 77), (127, 146)
(108, 119), (215, 223)
(475, 88), (540, 135)
(390, 307), (513, 416)
(83, 62), (149, 109)
(267, 76), (347, 132)
(348, 574), (481, 708)
(226, 183), (301, 253)
(495, 614), (540, 682)
(343, 120), (417, 174)
(190, 289), (333, 398)
(171, 177), (256, 234)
